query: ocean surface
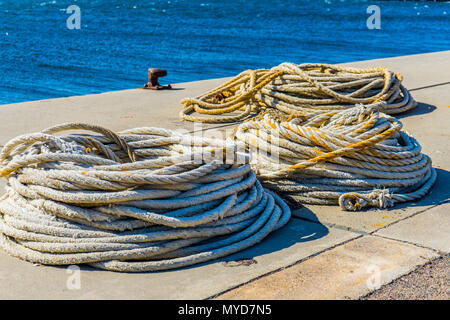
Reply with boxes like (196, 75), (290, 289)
(0, 0), (449, 105)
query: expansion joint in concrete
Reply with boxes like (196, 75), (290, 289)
(371, 233), (446, 256)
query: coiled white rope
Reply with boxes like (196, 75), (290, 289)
(181, 63), (417, 123)
(232, 103), (436, 211)
(0, 123), (290, 272)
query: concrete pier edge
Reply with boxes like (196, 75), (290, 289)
(0, 51), (448, 299)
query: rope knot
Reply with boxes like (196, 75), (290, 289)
(339, 189), (393, 211)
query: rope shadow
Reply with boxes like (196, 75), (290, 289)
(219, 211), (329, 263)
(395, 101), (436, 119)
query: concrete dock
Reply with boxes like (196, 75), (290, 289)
(0, 51), (448, 299)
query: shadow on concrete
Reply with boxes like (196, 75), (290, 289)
(70, 201), (329, 274)
(148, 206), (330, 274)
(395, 101), (436, 119)
(220, 210), (329, 263)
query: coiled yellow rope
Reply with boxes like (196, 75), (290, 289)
(180, 63), (417, 123)
(0, 123), (290, 272)
(232, 103), (435, 211)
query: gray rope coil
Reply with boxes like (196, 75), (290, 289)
(0, 123), (290, 272)
(180, 63), (417, 123)
(232, 103), (436, 211)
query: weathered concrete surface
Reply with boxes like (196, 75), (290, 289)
(216, 236), (439, 300)
(0, 219), (357, 299)
(0, 77), (232, 146)
(375, 202), (450, 253)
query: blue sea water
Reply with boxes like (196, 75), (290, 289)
(0, 0), (449, 105)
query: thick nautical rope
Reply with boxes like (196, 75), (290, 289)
(180, 63), (417, 123)
(232, 103), (435, 211)
(0, 123), (290, 272)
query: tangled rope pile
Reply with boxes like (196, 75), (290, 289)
(180, 63), (417, 123)
(232, 103), (436, 211)
(0, 123), (290, 272)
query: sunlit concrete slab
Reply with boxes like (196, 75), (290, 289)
(216, 235), (439, 300)
(0, 218), (358, 299)
(375, 202), (450, 253)
(0, 77), (233, 146)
